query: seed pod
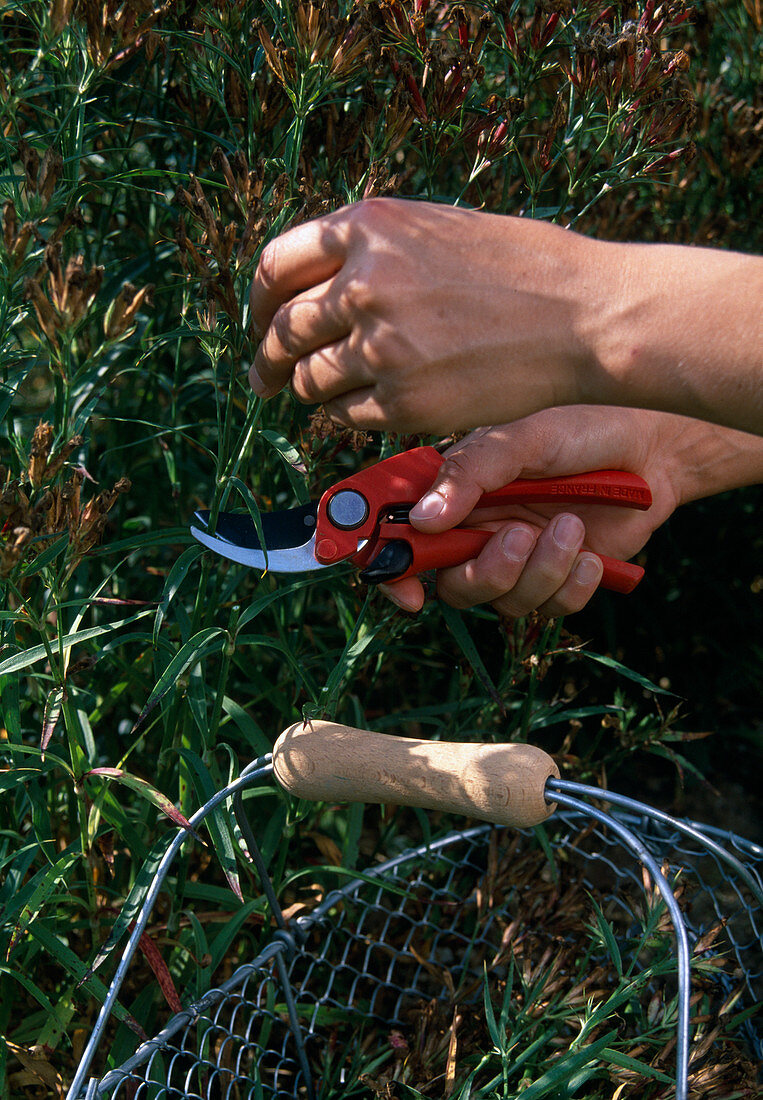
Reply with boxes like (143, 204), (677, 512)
(28, 422), (54, 489)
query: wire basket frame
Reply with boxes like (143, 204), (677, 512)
(69, 761), (763, 1100)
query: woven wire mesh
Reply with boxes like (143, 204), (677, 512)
(86, 809), (762, 1099)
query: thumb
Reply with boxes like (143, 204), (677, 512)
(409, 428), (526, 533)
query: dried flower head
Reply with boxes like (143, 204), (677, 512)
(16, 140), (63, 205)
(24, 244), (104, 346)
(308, 407), (371, 452)
(0, 429), (127, 576)
(2, 200), (36, 267)
(104, 282), (154, 340)
(74, 0), (173, 69)
(28, 422), (55, 489)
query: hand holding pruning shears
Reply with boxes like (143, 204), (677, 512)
(192, 437), (654, 601)
(188, 198), (763, 618)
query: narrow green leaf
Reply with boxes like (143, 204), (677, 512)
(648, 742), (709, 783)
(0, 964), (59, 1022)
(209, 900), (259, 970)
(260, 429), (309, 503)
(153, 543), (203, 647)
(21, 533), (68, 577)
(529, 703), (625, 731)
(0, 744), (74, 777)
(531, 823), (559, 886)
(439, 603), (502, 710)
(235, 632), (319, 699)
(221, 476), (269, 570)
(0, 767), (52, 793)
(577, 650), (675, 695)
(177, 748), (242, 901)
(5, 847), (81, 951)
(221, 695), (272, 756)
(84, 768), (202, 839)
(518, 1031), (617, 1098)
(235, 577), (313, 634)
(600, 1047), (672, 1083)
(86, 833), (175, 976)
(0, 609), (152, 677)
(483, 964), (503, 1049)
(132, 626), (227, 732)
(588, 895), (622, 977)
(40, 686), (65, 756)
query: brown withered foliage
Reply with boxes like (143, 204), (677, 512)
(17, 138), (63, 203)
(175, 163), (266, 326)
(69, 0), (175, 69)
(308, 406), (373, 452)
(254, 3), (381, 86)
(103, 282), (154, 340)
(22, 233), (152, 350)
(0, 424), (130, 577)
(23, 244), (104, 347)
(176, 151), (351, 330)
(2, 199), (37, 268)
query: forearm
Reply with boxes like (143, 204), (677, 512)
(585, 241), (763, 436)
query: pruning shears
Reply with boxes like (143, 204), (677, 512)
(190, 446), (652, 593)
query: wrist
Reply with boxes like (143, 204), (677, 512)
(651, 415), (763, 507)
(581, 240), (763, 434)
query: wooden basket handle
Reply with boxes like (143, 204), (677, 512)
(273, 721), (559, 828)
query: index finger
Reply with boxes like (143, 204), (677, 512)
(250, 210), (349, 336)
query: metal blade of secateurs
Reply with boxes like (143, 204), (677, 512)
(190, 502), (328, 572)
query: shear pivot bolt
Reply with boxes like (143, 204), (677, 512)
(316, 538), (338, 561)
(326, 490), (369, 530)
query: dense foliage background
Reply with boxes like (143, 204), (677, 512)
(0, 0), (760, 1095)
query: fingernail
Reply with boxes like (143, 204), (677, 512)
(553, 514), (584, 551)
(249, 365), (267, 396)
(574, 554), (602, 586)
(410, 491), (446, 522)
(501, 526), (535, 562)
(378, 584), (420, 613)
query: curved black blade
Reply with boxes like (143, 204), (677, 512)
(193, 503), (318, 551)
(359, 540), (413, 584)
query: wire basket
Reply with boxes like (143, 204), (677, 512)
(68, 745), (763, 1100)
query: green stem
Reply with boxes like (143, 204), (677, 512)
(62, 696), (98, 937)
(206, 603), (240, 749)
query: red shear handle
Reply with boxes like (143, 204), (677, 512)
(375, 524), (644, 592)
(475, 470), (652, 511)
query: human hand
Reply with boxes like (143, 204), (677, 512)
(248, 198), (613, 434)
(378, 406), (691, 619)
(250, 198), (763, 437)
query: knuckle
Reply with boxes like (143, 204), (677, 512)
(253, 344), (276, 387)
(324, 399), (360, 429)
(271, 304), (296, 359)
(380, 388), (404, 421)
(290, 362), (308, 402)
(338, 270), (375, 316)
(534, 561), (568, 591)
(441, 450), (476, 484)
(353, 196), (395, 226)
(256, 238), (281, 290)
